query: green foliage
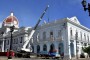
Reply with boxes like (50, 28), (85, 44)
(82, 46), (90, 56)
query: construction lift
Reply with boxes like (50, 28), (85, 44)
(16, 5), (49, 58)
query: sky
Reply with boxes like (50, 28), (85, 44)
(0, 0), (90, 28)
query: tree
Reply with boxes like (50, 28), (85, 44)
(82, 46), (90, 57)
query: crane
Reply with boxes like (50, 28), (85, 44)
(21, 5), (49, 52)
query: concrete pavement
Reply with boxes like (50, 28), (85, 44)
(0, 56), (55, 60)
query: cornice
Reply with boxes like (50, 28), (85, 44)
(36, 19), (67, 30)
(67, 19), (90, 32)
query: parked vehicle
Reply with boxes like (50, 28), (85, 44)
(49, 49), (60, 59)
(37, 50), (60, 59)
(49, 52), (60, 59)
(37, 51), (49, 58)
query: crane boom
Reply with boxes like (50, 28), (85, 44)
(21, 5), (49, 52)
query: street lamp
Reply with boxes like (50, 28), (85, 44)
(81, 0), (90, 16)
(8, 25), (15, 59)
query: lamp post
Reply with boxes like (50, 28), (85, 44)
(8, 25), (15, 59)
(81, 0), (90, 16)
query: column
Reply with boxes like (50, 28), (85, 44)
(47, 43), (50, 52)
(54, 42), (58, 53)
(40, 44), (43, 51)
(63, 39), (71, 59)
(2, 40), (4, 52)
(74, 40), (76, 58)
(68, 40), (71, 59)
(78, 42), (81, 58)
(34, 45), (37, 53)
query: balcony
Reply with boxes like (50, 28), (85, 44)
(70, 36), (81, 41)
(56, 37), (63, 41)
(80, 38), (89, 42)
(39, 37), (55, 42)
(70, 36), (75, 40)
(37, 36), (63, 43)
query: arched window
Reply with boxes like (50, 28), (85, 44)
(75, 32), (78, 40)
(43, 44), (47, 51)
(84, 33), (86, 41)
(80, 32), (82, 40)
(87, 35), (89, 42)
(7, 40), (9, 45)
(32, 45), (34, 53)
(37, 45), (40, 53)
(0, 41), (2, 44)
(20, 37), (23, 43)
(43, 32), (46, 39)
(50, 43), (55, 52)
(58, 43), (64, 55)
(70, 42), (75, 57)
(70, 29), (72, 36)
(36, 33), (39, 42)
(58, 30), (62, 37)
(16, 38), (18, 44)
(50, 31), (53, 38)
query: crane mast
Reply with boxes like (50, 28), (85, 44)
(21, 5), (49, 52)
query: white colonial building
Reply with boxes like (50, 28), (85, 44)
(0, 13), (90, 59)
(32, 16), (90, 59)
(0, 13), (31, 52)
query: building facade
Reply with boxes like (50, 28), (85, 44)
(32, 16), (90, 59)
(0, 13), (31, 52)
(0, 13), (90, 59)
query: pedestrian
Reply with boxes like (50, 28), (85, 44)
(6, 50), (9, 57)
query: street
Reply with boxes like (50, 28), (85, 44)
(0, 56), (90, 60)
(0, 56), (58, 60)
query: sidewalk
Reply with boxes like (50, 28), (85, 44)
(0, 56), (7, 60)
(0, 56), (90, 60)
(70, 58), (90, 60)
